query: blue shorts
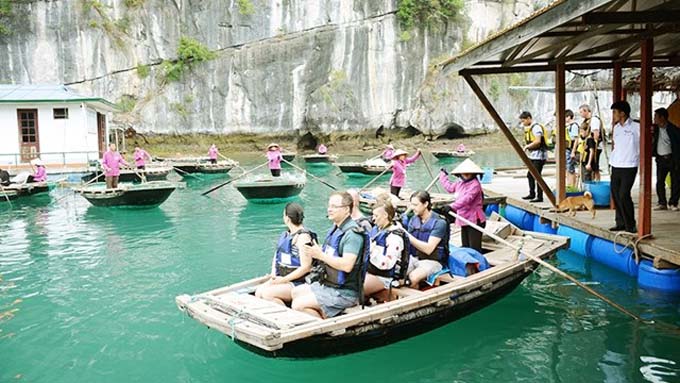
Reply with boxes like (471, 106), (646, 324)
(310, 281), (359, 318)
(566, 150), (577, 174)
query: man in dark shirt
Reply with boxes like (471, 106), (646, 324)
(0, 167), (10, 186)
(652, 107), (680, 210)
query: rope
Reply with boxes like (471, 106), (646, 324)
(613, 231), (654, 264)
(191, 294), (245, 341)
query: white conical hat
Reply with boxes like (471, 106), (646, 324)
(30, 158), (44, 166)
(451, 158), (484, 175)
(390, 149), (409, 159)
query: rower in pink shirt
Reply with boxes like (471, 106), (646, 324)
(267, 143), (283, 177)
(29, 158), (47, 183)
(389, 148), (421, 197)
(382, 144), (395, 161)
(133, 147), (152, 170)
(102, 143), (129, 189)
(208, 144), (219, 164)
(317, 144), (328, 155)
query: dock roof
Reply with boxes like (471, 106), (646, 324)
(0, 84), (117, 112)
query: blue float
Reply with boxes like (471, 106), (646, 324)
(638, 260), (680, 292)
(481, 168), (493, 184)
(556, 225), (592, 256)
(532, 215), (557, 234)
(588, 237), (639, 277)
(504, 205), (534, 230)
(485, 203), (499, 216)
(583, 181), (611, 206)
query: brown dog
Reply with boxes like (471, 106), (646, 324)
(557, 191), (596, 218)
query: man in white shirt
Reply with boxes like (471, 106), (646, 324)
(580, 104), (604, 181)
(519, 111), (548, 203)
(609, 101), (639, 233)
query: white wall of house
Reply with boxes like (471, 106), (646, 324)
(0, 103), (106, 165)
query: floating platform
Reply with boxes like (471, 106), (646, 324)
(234, 176), (305, 203)
(73, 181), (178, 207)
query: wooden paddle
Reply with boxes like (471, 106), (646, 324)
(446, 209), (645, 323)
(360, 165), (392, 190)
(282, 158), (338, 190)
(172, 166), (203, 180)
(420, 150), (443, 194)
(0, 183), (13, 207)
(201, 161), (269, 196)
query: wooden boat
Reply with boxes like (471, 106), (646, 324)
(81, 166), (172, 183)
(357, 188), (507, 214)
(302, 154), (337, 163)
(3, 181), (51, 196)
(175, 214), (569, 358)
(282, 152), (296, 162)
(337, 160), (390, 176)
(0, 188), (19, 201)
(171, 159), (238, 174)
(234, 176), (305, 202)
(73, 181), (178, 207)
(432, 150), (476, 159)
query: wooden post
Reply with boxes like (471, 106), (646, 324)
(639, 38), (653, 237)
(462, 74), (557, 208)
(555, 63), (566, 203)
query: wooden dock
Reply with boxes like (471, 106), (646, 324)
(486, 173), (680, 268)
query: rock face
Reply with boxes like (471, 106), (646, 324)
(0, 0), (545, 136)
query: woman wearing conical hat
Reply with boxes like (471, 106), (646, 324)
(28, 158), (47, 183)
(389, 148), (421, 197)
(266, 143), (283, 177)
(439, 159), (486, 253)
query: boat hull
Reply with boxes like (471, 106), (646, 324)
(4, 182), (50, 196)
(432, 151), (474, 159)
(337, 163), (388, 176)
(235, 180), (305, 202)
(76, 184), (177, 207)
(302, 155), (335, 163)
(282, 154), (296, 162)
(237, 267), (533, 358)
(173, 164), (234, 174)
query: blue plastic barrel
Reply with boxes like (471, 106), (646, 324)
(638, 260), (680, 292)
(485, 203), (499, 216)
(481, 168), (493, 184)
(556, 225), (592, 256)
(583, 181), (611, 206)
(588, 237), (639, 277)
(504, 205), (534, 230)
(532, 215), (557, 234)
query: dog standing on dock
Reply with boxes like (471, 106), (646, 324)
(557, 191), (596, 218)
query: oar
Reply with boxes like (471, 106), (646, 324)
(420, 151), (443, 194)
(361, 165), (393, 190)
(55, 172), (106, 203)
(202, 161), (269, 196)
(0, 184), (13, 208)
(282, 158), (338, 190)
(425, 172), (440, 192)
(446, 210), (645, 323)
(173, 166), (203, 180)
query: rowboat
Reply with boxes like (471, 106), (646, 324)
(337, 159), (390, 176)
(282, 152), (296, 162)
(357, 188), (507, 214)
(0, 188), (19, 201)
(302, 154), (337, 164)
(81, 166), (172, 183)
(176, 214), (569, 358)
(234, 175), (305, 203)
(3, 181), (51, 196)
(171, 159), (238, 174)
(73, 181), (179, 207)
(432, 150), (476, 159)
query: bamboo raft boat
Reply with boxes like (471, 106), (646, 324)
(432, 150), (476, 159)
(3, 181), (51, 196)
(176, 215), (569, 357)
(81, 166), (172, 183)
(170, 159), (238, 174)
(357, 188), (507, 214)
(0, 189), (19, 201)
(233, 175), (305, 203)
(73, 181), (179, 207)
(337, 159), (390, 176)
(302, 154), (337, 164)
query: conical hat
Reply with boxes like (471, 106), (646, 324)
(390, 149), (408, 159)
(30, 158), (44, 166)
(267, 142), (280, 150)
(451, 158), (484, 175)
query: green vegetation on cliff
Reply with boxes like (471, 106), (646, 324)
(161, 36), (217, 82)
(397, 0), (464, 30)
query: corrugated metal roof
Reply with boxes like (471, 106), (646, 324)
(0, 84), (97, 102)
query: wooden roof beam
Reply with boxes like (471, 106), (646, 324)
(582, 11), (680, 25)
(541, 28), (647, 37)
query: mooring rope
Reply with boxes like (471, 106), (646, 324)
(613, 231), (654, 264)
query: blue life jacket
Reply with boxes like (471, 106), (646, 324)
(275, 228), (317, 279)
(407, 212), (450, 265)
(320, 221), (369, 292)
(367, 226), (410, 279)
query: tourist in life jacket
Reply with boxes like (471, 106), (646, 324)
(255, 202), (316, 306)
(404, 190), (449, 288)
(133, 147), (152, 170)
(363, 199), (409, 301)
(381, 144), (395, 161)
(389, 148), (421, 197)
(520, 111), (548, 203)
(579, 104), (604, 181)
(102, 143), (129, 189)
(28, 158), (47, 183)
(266, 143), (283, 177)
(347, 188), (373, 233)
(439, 159), (486, 253)
(208, 144), (219, 164)
(565, 109), (581, 187)
(577, 123), (597, 182)
(291, 191), (367, 318)
(317, 144), (328, 155)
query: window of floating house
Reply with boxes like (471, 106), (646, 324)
(53, 108), (69, 119)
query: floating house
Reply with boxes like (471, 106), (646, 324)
(0, 84), (116, 166)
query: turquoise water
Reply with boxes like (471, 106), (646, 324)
(1, 154), (679, 382)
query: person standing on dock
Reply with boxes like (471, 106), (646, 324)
(389, 148), (421, 197)
(266, 143), (283, 177)
(208, 144), (219, 164)
(520, 111), (547, 203)
(291, 191), (367, 318)
(133, 147), (152, 170)
(28, 158), (47, 183)
(438, 159), (486, 253)
(652, 108), (680, 211)
(577, 123), (597, 183)
(579, 105), (604, 181)
(102, 143), (129, 189)
(609, 101), (639, 233)
(566, 110), (581, 187)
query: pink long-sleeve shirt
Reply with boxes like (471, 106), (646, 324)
(389, 152), (420, 187)
(134, 149), (151, 167)
(208, 146), (218, 160)
(33, 166), (47, 182)
(439, 172), (485, 227)
(267, 149), (282, 170)
(102, 151), (128, 177)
